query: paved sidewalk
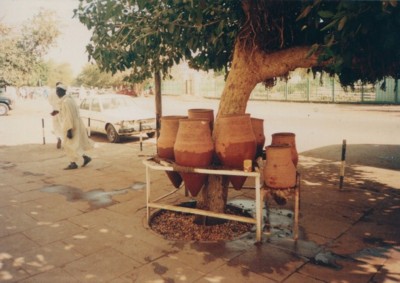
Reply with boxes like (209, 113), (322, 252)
(0, 140), (399, 282)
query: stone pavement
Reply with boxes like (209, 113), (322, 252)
(0, 140), (399, 282)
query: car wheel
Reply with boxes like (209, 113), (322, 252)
(146, 131), (156, 138)
(106, 124), (120, 143)
(0, 103), (8, 116)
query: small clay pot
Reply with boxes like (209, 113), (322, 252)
(215, 114), (256, 189)
(174, 118), (214, 196)
(188, 108), (214, 131)
(157, 115), (187, 188)
(264, 145), (297, 189)
(271, 132), (298, 166)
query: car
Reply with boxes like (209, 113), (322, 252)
(79, 94), (156, 143)
(0, 95), (13, 116)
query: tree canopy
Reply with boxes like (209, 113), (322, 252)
(75, 0), (400, 213)
(0, 9), (60, 87)
(76, 0), (399, 89)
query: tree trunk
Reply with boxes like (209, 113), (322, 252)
(154, 71), (162, 139)
(198, 42), (320, 213)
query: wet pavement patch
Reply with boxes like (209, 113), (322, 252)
(228, 199), (294, 238)
(309, 251), (345, 270)
(131, 181), (146, 190)
(41, 185), (131, 208)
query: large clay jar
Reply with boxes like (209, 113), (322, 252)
(250, 117), (266, 159)
(157, 116), (188, 188)
(174, 119), (214, 197)
(215, 114), (256, 190)
(264, 145), (297, 189)
(188, 108), (214, 131)
(271, 132), (299, 166)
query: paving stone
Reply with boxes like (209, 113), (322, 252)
(196, 264), (276, 283)
(11, 241), (84, 276)
(62, 224), (127, 256)
(22, 220), (84, 246)
(229, 243), (306, 282)
(64, 248), (141, 282)
(299, 259), (377, 283)
(18, 267), (78, 283)
(113, 255), (204, 283)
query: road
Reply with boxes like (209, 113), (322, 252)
(1, 95), (399, 154)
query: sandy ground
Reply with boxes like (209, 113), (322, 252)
(2, 94), (399, 152)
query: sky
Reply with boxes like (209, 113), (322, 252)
(1, 0), (92, 76)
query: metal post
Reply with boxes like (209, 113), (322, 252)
(294, 173), (300, 241)
(255, 174), (262, 242)
(146, 164), (151, 224)
(139, 122), (143, 151)
(42, 118), (45, 145)
(339, 139), (347, 189)
(87, 118), (91, 137)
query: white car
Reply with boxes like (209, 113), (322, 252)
(79, 94), (156, 143)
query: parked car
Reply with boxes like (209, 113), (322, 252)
(0, 95), (13, 116)
(79, 94), (156, 143)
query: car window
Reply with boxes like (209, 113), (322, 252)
(102, 97), (130, 110)
(80, 99), (90, 110)
(92, 98), (101, 112)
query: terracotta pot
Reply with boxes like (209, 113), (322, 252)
(215, 114), (256, 189)
(157, 115), (187, 188)
(188, 108), (214, 131)
(271, 132), (298, 166)
(174, 119), (214, 196)
(264, 145), (297, 189)
(250, 117), (266, 159)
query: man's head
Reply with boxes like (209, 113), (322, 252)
(56, 83), (67, 98)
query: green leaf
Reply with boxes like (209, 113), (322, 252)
(318, 10), (334, 19)
(321, 19), (339, 31)
(296, 5), (312, 21)
(306, 44), (319, 58)
(338, 16), (347, 31)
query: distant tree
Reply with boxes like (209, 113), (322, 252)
(76, 0), (400, 213)
(44, 60), (74, 87)
(0, 9), (60, 87)
(75, 64), (129, 88)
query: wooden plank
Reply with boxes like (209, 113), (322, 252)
(148, 202), (256, 224)
(143, 159), (260, 177)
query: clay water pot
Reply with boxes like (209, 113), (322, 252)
(271, 132), (298, 166)
(157, 115), (187, 188)
(188, 108), (214, 131)
(215, 114), (256, 189)
(174, 118), (214, 197)
(250, 117), (266, 159)
(264, 145), (297, 189)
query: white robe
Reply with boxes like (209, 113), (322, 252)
(48, 91), (62, 139)
(59, 94), (93, 163)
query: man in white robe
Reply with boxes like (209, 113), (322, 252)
(56, 83), (93, 170)
(48, 86), (62, 149)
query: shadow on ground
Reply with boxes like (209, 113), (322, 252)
(301, 144), (400, 171)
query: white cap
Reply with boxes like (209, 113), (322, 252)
(56, 84), (67, 91)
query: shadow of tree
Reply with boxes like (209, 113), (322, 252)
(301, 144), (400, 171)
(186, 144), (400, 282)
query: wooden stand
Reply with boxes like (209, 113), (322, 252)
(143, 158), (264, 242)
